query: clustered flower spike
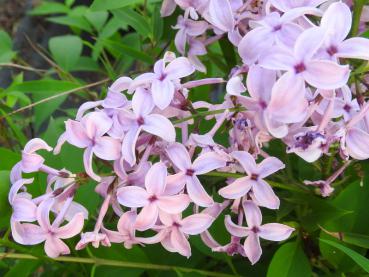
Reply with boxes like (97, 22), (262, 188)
(8, 0), (369, 266)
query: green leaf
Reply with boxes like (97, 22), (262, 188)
(112, 8), (151, 39)
(152, 4), (163, 43)
(267, 241), (311, 277)
(90, 0), (143, 11)
(29, 2), (69, 15)
(0, 148), (20, 170)
(320, 239), (369, 273)
(9, 80), (80, 129)
(4, 260), (40, 277)
(85, 10), (109, 31)
(49, 35), (83, 70)
(0, 30), (16, 62)
(102, 38), (153, 64)
(47, 15), (93, 32)
(0, 171), (11, 213)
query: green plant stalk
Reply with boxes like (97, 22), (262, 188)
(351, 0), (366, 37)
(0, 252), (239, 277)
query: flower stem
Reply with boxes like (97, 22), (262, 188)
(0, 252), (239, 277)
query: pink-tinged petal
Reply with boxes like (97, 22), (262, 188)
(152, 78), (175, 110)
(304, 60), (349, 90)
(180, 213), (214, 235)
(117, 186), (149, 208)
(165, 143), (191, 171)
(238, 28), (273, 65)
(56, 213), (84, 239)
(157, 194), (190, 214)
(122, 126), (141, 166)
(161, 0), (176, 16)
(24, 138), (52, 153)
(53, 132), (67, 155)
(161, 233), (176, 252)
(259, 223), (294, 241)
(267, 72), (307, 123)
(165, 172), (186, 195)
(224, 215), (248, 237)
(231, 151), (258, 175)
(226, 76), (246, 96)
(258, 157), (285, 178)
(294, 27), (325, 61)
(184, 20), (208, 36)
(252, 180), (280, 210)
(93, 136), (120, 161)
(345, 127), (369, 160)
(192, 151), (226, 174)
(11, 222), (46, 245)
(65, 202), (88, 222)
(101, 226), (126, 243)
(109, 76), (132, 93)
(12, 198), (37, 222)
(174, 28), (187, 55)
(264, 114), (289, 138)
(138, 229), (168, 244)
(132, 87), (154, 116)
(275, 23), (303, 48)
(158, 211), (177, 226)
(65, 120), (90, 148)
(186, 176), (214, 207)
(321, 2), (351, 43)
(171, 228), (191, 257)
(9, 178), (33, 204)
(258, 47), (295, 71)
(83, 147), (101, 182)
(244, 232), (262, 265)
(145, 162), (167, 195)
(45, 237), (70, 258)
(76, 101), (102, 120)
(135, 203), (159, 231)
(37, 198), (53, 231)
(242, 200), (262, 227)
(142, 114), (175, 142)
(117, 211), (137, 235)
(21, 153), (44, 173)
(129, 72), (156, 92)
(218, 177), (253, 199)
(337, 37), (369, 60)
(208, 0), (234, 32)
(10, 162), (22, 184)
(82, 112), (112, 139)
(165, 57), (195, 80)
(246, 64), (275, 101)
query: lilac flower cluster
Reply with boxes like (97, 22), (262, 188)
(9, 0), (369, 265)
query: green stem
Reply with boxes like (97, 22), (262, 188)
(173, 106), (246, 124)
(351, 0), (366, 37)
(0, 252), (238, 277)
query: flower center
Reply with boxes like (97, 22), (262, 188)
(137, 116), (145, 126)
(343, 104), (351, 112)
(327, 45), (338, 56)
(251, 226), (260, 233)
(186, 169), (195, 176)
(148, 195), (158, 202)
(294, 62), (306, 74)
(251, 173), (259, 181)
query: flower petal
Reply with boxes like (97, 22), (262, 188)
(170, 228), (191, 257)
(83, 147), (101, 182)
(45, 237), (70, 258)
(321, 2), (351, 43)
(142, 114), (175, 142)
(231, 151), (258, 175)
(186, 176), (214, 207)
(135, 203), (159, 231)
(259, 223), (294, 241)
(56, 212), (84, 239)
(244, 232), (262, 265)
(208, 0), (234, 32)
(252, 180), (280, 210)
(242, 200), (262, 227)
(93, 136), (121, 160)
(65, 120), (90, 148)
(218, 177), (253, 199)
(224, 215), (248, 237)
(337, 37), (369, 60)
(192, 151), (226, 175)
(165, 57), (195, 80)
(157, 194), (190, 214)
(166, 143), (192, 171)
(122, 126), (141, 166)
(152, 78), (175, 110)
(132, 87), (154, 116)
(180, 213), (214, 235)
(11, 222), (46, 245)
(345, 127), (369, 160)
(117, 186), (149, 208)
(258, 157), (285, 178)
(82, 112), (112, 139)
(145, 162), (168, 195)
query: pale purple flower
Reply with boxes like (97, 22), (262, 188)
(9, 178), (37, 222)
(158, 212), (214, 258)
(225, 201), (294, 264)
(12, 198), (84, 258)
(320, 2), (369, 60)
(166, 143), (227, 207)
(130, 52), (195, 109)
(117, 162), (190, 231)
(173, 15), (208, 55)
(102, 211), (167, 249)
(64, 111), (121, 181)
(219, 151), (284, 209)
(268, 0), (327, 12)
(119, 88), (176, 166)
(207, 0), (235, 33)
(259, 27), (350, 90)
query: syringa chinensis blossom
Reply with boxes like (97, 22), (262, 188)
(8, 0), (369, 266)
